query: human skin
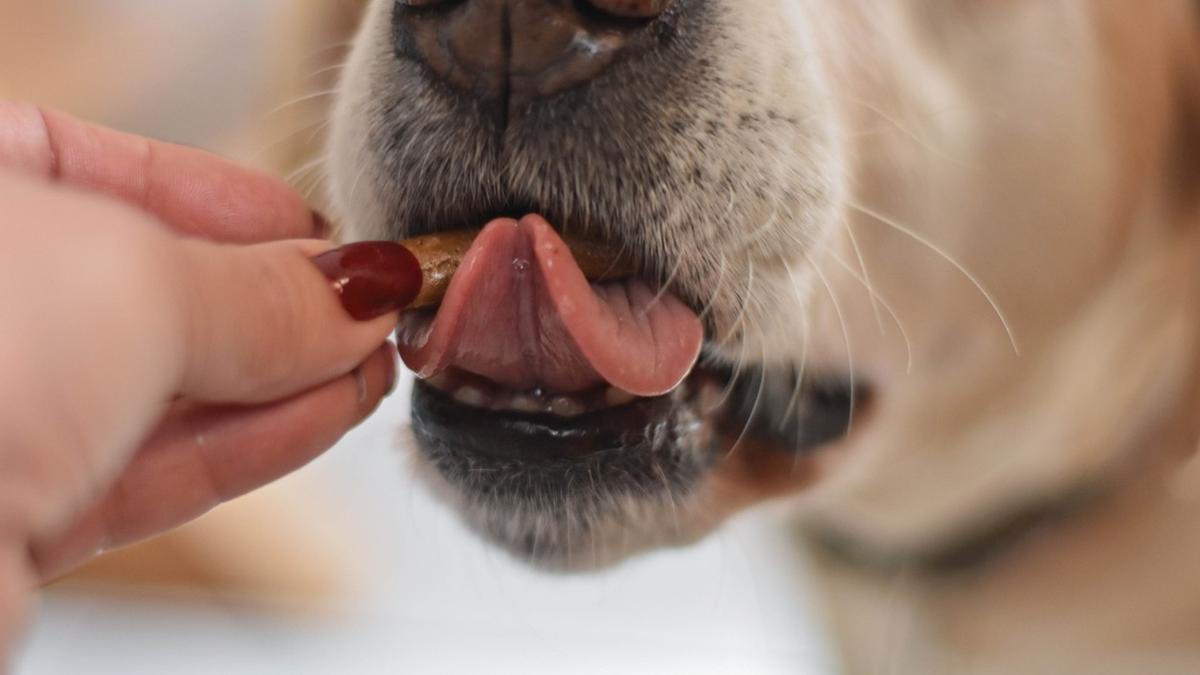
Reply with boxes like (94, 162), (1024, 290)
(0, 102), (409, 663)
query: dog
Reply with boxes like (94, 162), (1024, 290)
(325, 1), (1200, 671)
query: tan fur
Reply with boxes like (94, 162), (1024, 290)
(329, 1), (1200, 670)
(795, 3), (1200, 670)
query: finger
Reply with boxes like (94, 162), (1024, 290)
(172, 238), (416, 404)
(31, 343), (397, 581)
(0, 549), (33, 665)
(0, 101), (324, 242)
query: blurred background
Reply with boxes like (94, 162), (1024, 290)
(1, 2), (835, 673)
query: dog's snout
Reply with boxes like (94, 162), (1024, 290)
(394, 0), (673, 104)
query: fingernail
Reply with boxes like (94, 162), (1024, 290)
(352, 366), (369, 404)
(312, 210), (334, 239)
(383, 342), (400, 397)
(312, 242), (423, 321)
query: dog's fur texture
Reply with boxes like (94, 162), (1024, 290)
(324, 1), (1200, 671)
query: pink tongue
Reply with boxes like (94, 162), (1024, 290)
(397, 215), (703, 397)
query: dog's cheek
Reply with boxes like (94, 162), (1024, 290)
(328, 3), (394, 242)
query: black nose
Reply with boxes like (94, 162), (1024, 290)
(394, 0), (674, 104)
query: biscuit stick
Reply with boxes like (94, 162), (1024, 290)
(400, 228), (637, 309)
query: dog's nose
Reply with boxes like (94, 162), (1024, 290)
(395, 0), (673, 104)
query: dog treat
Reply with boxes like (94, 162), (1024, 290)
(401, 228), (636, 309)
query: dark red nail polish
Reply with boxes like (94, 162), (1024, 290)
(312, 242), (423, 321)
(312, 210), (334, 239)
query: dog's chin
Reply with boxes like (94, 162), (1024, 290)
(409, 375), (715, 569)
(406, 348), (858, 569)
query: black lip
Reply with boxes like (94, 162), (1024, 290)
(410, 362), (862, 466)
(716, 364), (860, 453)
(411, 380), (703, 462)
(410, 378), (720, 516)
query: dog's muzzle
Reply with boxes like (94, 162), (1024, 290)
(394, 0), (676, 106)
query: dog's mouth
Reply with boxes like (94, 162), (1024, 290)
(396, 210), (715, 462)
(389, 206), (860, 566)
(396, 214), (704, 402)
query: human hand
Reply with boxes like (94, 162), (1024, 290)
(0, 103), (417, 658)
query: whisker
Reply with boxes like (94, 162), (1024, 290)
(262, 87), (342, 121)
(598, 234), (633, 280)
(284, 156), (327, 186)
(724, 342), (769, 459)
(584, 465), (602, 568)
(304, 118), (333, 146)
(778, 259), (812, 429)
(301, 62), (348, 84)
(790, 324), (812, 475)
(652, 462), (684, 541)
(638, 242), (688, 319)
(286, 158), (331, 201)
(741, 204), (781, 248)
(847, 199), (1020, 355)
(827, 252), (915, 374)
(843, 216), (886, 333)
(840, 96), (974, 170)
(697, 252), (729, 321)
(705, 347), (747, 417)
(712, 259), (755, 352)
(707, 263), (765, 424)
(802, 247), (858, 431)
(246, 116), (331, 163)
(341, 157), (376, 231)
(561, 475), (577, 569)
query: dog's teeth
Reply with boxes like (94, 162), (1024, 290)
(550, 396), (586, 417)
(454, 386), (488, 408)
(604, 387), (637, 407)
(424, 373), (452, 392)
(508, 395), (544, 414)
(444, 383), (635, 415)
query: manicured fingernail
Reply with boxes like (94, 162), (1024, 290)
(312, 210), (334, 239)
(312, 242), (423, 321)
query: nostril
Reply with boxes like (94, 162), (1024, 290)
(584, 0), (673, 19)
(395, 0), (671, 107)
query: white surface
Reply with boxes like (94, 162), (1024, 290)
(17, 374), (837, 675)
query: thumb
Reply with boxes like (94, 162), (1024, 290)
(171, 238), (420, 404)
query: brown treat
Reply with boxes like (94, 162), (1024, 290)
(401, 228), (637, 309)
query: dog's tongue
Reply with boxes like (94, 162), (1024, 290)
(397, 215), (703, 397)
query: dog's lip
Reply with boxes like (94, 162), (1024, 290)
(410, 377), (700, 462)
(408, 355), (862, 471)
